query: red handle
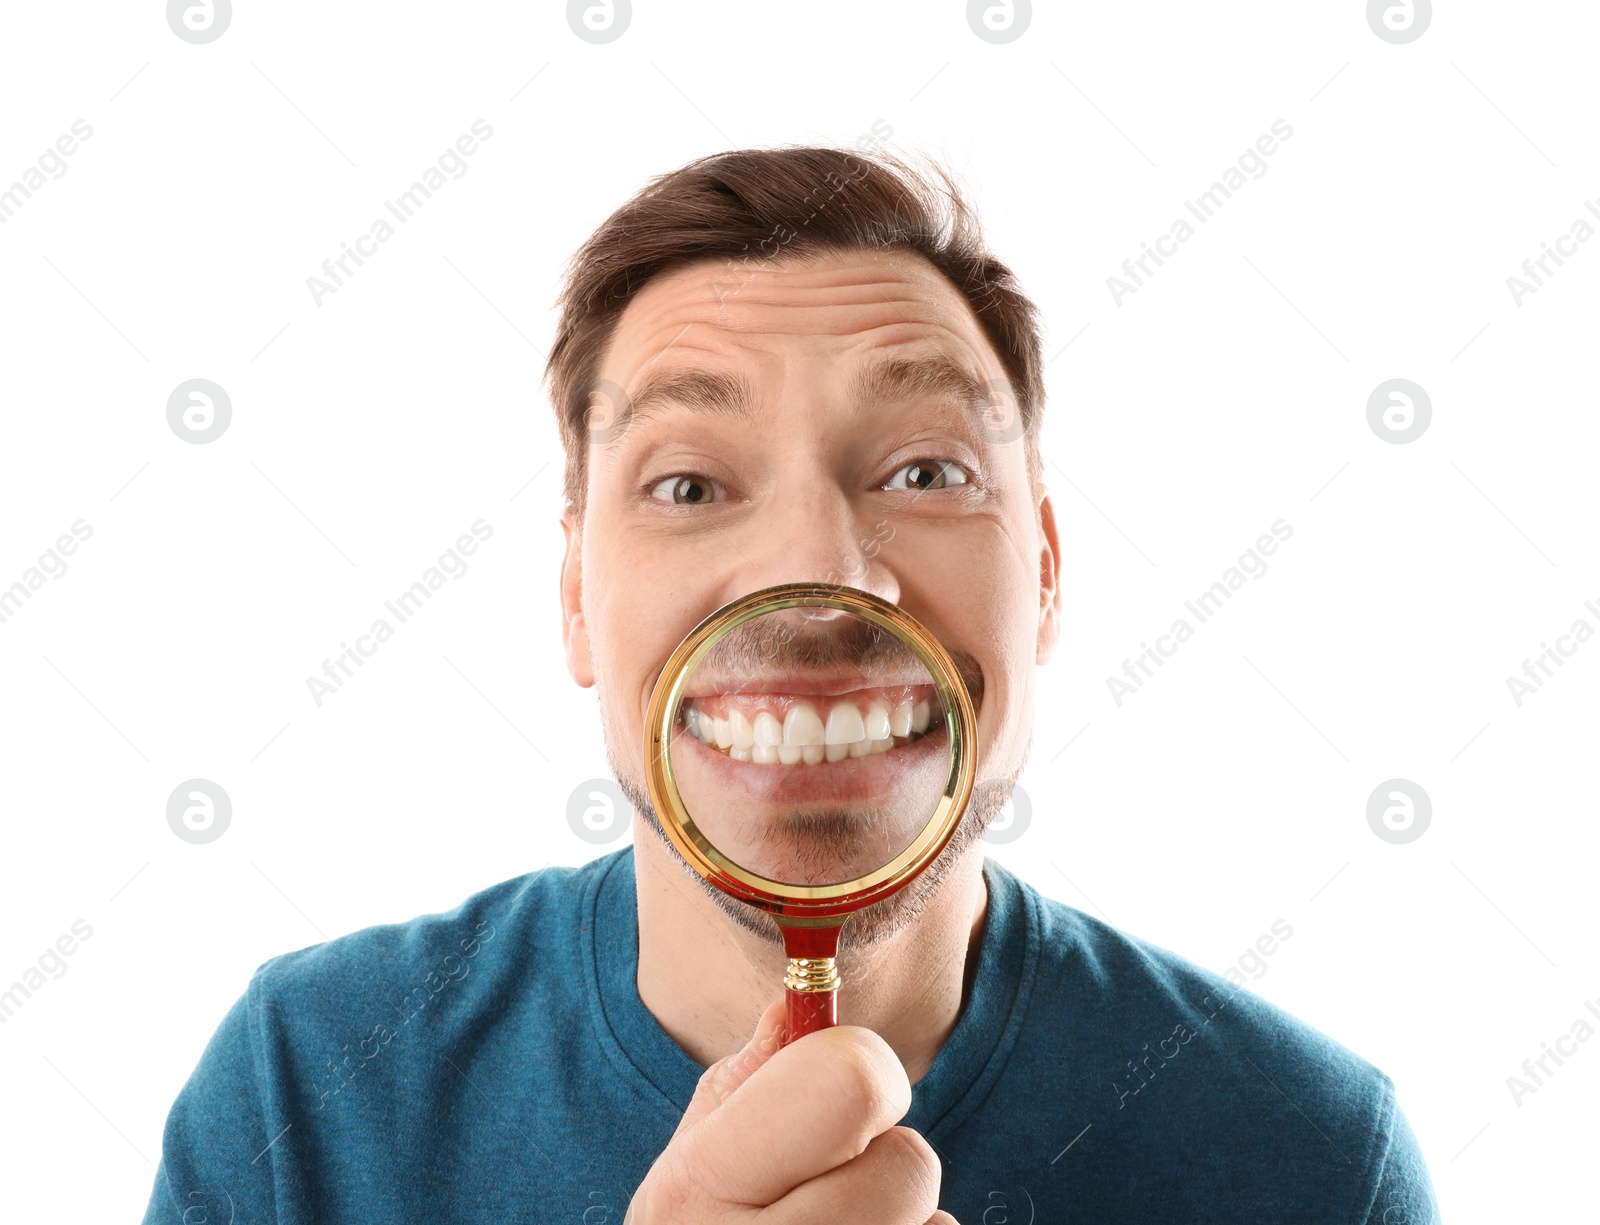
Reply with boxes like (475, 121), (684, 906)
(784, 985), (838, 1045)
(779, 922), (843, 1046)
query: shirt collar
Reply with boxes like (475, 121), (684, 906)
(582, 846), (1037, 1137)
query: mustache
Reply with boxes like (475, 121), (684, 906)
(689, 611), (985, 705)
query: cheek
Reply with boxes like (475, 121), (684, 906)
(982, 620), (1034, 755)
(996, 545), (1042, 749)
(893, 522), (1030, 730)
(941, 518), (1039, 765)
(583, 529), (686, 722)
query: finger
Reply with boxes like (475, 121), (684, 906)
(674, 998), (789, 1138)
(758, 1126), (942, 1225)
(676, 1023), (914, 1206)
(924, 1214), (960, 1224)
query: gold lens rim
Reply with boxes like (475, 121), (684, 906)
(643, 582), (978, 918)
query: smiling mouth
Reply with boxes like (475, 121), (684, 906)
(678, 684), (947, 765)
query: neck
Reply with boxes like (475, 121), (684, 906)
(633, 824), (990, 1083)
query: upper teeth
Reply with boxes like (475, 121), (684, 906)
(684, 694), (935, 765)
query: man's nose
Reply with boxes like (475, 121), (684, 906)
(741, 491), (900, 608)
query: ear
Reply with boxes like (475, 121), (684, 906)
(559, 510), (595, 688)
(1035, 491), (1063, 665)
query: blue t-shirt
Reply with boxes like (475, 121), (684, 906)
(143, 849), (1439, 1223)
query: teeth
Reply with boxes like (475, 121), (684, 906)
(683, 692), (943, 767)
(890, 700), (912, 738)
(865, 701), (891, 741)
(825, 704), (866, 746)
(783, 704), (825, 746)
(753, 711), (783, 748)
(690, 708), (714, 745)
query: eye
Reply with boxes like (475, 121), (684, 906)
(884, 459), (970, 492)
(649, 474), (723, 505)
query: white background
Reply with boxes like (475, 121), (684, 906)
(1, 1), (1595, 1219)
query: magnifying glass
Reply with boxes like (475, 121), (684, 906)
(643, 583), (978, 1046)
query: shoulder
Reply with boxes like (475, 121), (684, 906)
(1019, 871), (1389, 1099)
(246, 851), (625, 1036)
(997, 864), (1404, 1204)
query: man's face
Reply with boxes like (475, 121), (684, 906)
(559, 246), (1061, 942)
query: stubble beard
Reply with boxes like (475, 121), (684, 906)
(605, 708), (1020, 955)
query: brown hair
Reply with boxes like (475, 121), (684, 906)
(543, 144), (1045, 517)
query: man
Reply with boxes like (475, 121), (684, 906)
(144, 146), (1440, 1223)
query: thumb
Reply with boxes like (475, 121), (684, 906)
(673, 997), (788, 1137)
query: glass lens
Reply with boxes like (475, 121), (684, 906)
(664, 605), (952, 888)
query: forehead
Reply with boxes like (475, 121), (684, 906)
(602, 247), (1001, 376)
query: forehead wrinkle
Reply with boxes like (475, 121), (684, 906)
(604, 256), (1006, 437)
(624, 251), (974, 338)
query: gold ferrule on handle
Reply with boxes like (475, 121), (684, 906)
(784, 956), (841, 994)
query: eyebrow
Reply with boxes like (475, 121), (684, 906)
(615, 355), (990, 435)
(621, 366), (758, 433)
(846, 356), (989, 421)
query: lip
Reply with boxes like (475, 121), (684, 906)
(683, 669), (934, 700)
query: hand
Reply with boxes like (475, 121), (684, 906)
(626, 998), (958, 1224)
